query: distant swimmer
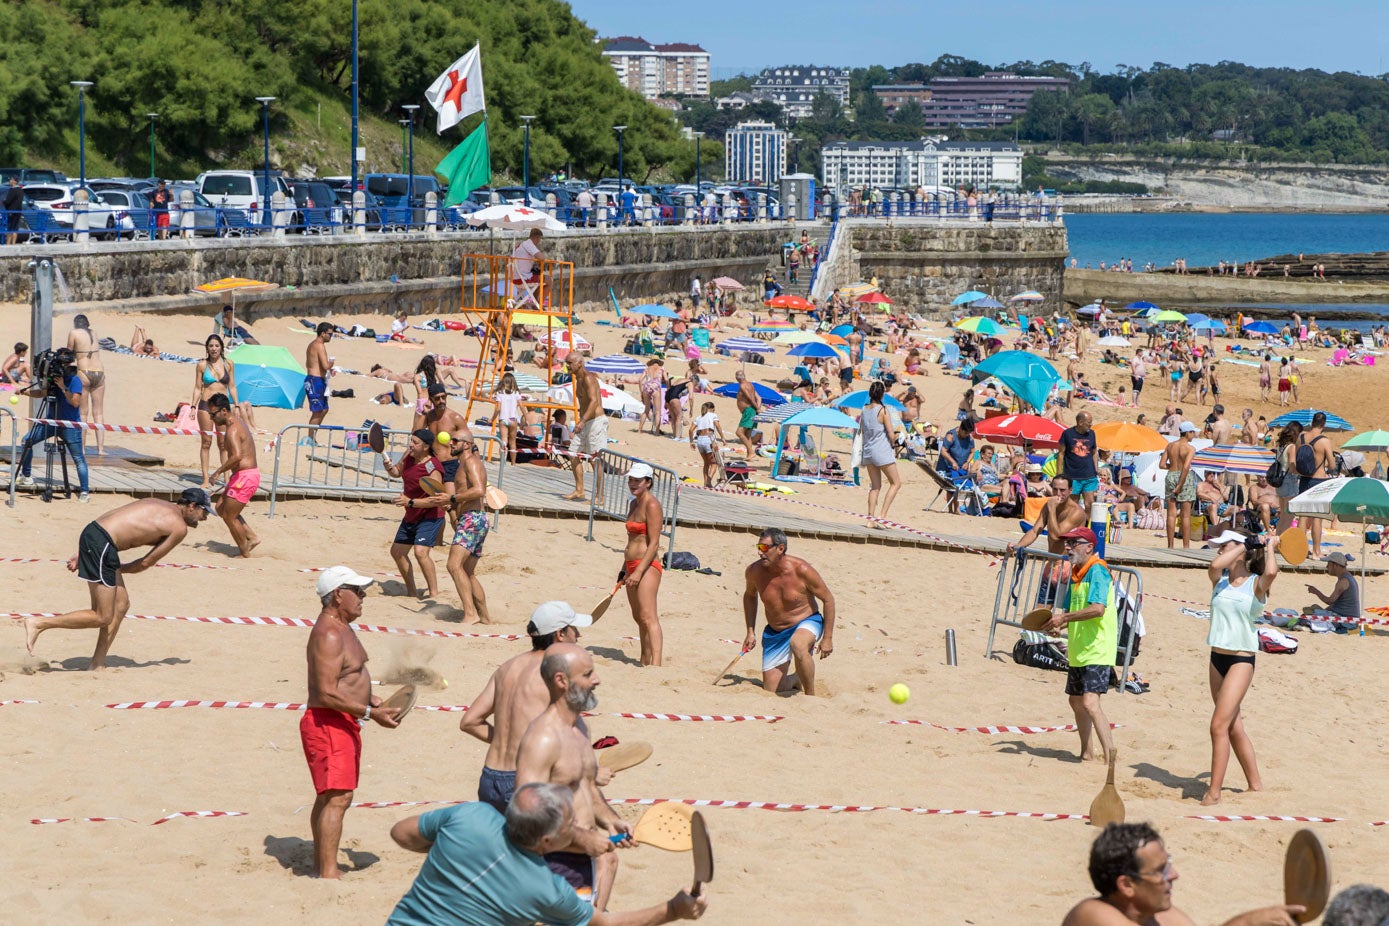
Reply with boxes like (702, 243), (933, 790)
(24, 490), (213, 669)
(742, 527), (836, 696)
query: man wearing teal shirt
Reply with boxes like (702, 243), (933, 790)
(1045, 526), (1117, 764)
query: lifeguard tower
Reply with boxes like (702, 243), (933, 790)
(460, 253), (578, 456)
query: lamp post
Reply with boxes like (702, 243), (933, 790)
(70, 81), (94, 190)
(398, 120), (409, 174)
(255, 96), (275, 225)
(146, 113), (158, 179)
(402, 104), (419, 211)
(520, 115), (536, 195)
(693, 130), (703, 198)
(613, 125), (626, 189)
(350, 0), (360, 198)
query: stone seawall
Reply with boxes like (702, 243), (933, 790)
(1063, 268), (1389, 309)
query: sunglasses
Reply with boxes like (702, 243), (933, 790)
(756, 543), (781, 552)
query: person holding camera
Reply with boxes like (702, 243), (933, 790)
(14, 350), (90, 501)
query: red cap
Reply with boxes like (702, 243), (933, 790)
(1059, 526), (1098, 544)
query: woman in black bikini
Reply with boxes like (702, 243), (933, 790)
(67, 314), (106, 454)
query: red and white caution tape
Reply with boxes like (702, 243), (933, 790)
(1, 699), (39, 707)
(32, 810), (247, 826)
(608, 797), (1086, 819)
(1148, 591), (1389, 628)
(0, 556), (235, 570)
(1185, 814), (1343, 823)
(23, 416), (215, 438)
(2, 611), (521, 641)
(604, 711), (783, 723)
(102, 701), (780, 723)
(107, 700), (305, 710)
(884, 720), (1121, 735)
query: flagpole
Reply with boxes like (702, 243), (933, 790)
(350, 0), (360, 196)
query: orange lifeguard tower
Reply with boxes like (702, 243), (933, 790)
(460, 253), (578, 456)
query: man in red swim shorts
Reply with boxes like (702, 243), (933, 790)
(302, 566), (401, 878)
(207, 394), (262, 558)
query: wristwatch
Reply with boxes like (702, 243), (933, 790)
(359, 703), (371, 727)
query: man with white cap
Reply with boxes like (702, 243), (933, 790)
(302, 566), (401, 878)
(1160, 421), (1199, 549)
(1303, 552), (1360, 627)
(460, 601), (593, 815)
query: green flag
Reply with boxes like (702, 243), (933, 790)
(435, 121), (491, 207)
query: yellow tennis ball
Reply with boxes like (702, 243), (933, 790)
(436, 431), (451, 444)
(8, 395), (17, 405)
(888, 683), (910, 705)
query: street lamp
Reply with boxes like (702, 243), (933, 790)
(693, 131), (703, 222)
(613, 125), (627, 190)
(398, 120), (409, 174)
(70, 81), (94, 190)
(520, 115), (536, 195)
(255, 96), (275, 225)
(146, 113), (158, 179)
(350, 0), (360, 197)
(402, 104), (419, 211)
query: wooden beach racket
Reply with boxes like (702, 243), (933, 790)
(1021, 607), (1054, 632)
(367, 421), (386, 454)
(712, 645), (751, 686)
(418, 474), (444, 495)
(382, 684), (419, 725)
(632, 802), (694, 851)
(1088, 749), (1125, 829)
(1279, 525), (1308, 566)
(484, 486), (508, 510)
(589, 582), (623, 623)
(690, 811), (714, 897)
(1284, 828), (1330, 923)
(596, 741), (653, 772)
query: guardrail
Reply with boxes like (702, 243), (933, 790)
(585, 450), (680, 556)
(824, 193), (1064, 224)
(985, 548), (1142, 693)
(1, 406), (16, 507)
(267, 423), (506, 525)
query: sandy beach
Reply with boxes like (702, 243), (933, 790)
(4, 300), (1389, 923)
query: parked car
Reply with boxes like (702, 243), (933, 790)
(289, 180), (343, 232)
(0, 168), (66, 184)
(94, 189), (151, 237)
(196, 170), (291, 225)
(329, 187), (383, 231)
(89, 177), (155, 196)
(24, 183), (135, 238)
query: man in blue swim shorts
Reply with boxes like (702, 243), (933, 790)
(304, 321), (335, 444)
(742, 527), (836, 696)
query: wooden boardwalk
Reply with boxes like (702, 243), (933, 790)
(9, 455), (1380, 575)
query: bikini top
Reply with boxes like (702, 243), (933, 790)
(203, 362), (230, 386)
(625, 520), (648, 536)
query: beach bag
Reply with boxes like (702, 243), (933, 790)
(1265, 456), (1287, 488)
(663, 551), (700, 571)
(1295, 435), (1324, 477)
(1011, 638), (1068, 673)
(1257, 626), (1299, 654)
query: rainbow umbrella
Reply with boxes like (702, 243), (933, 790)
(1010, 291), (1045, 302)
(1190, 444), (1276, 475)
(955, 316), (1007, 337)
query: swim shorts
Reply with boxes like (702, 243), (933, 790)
(451, 509), (489, 557)
(1299, 476), (1327, 495)
(762, 613), (824, 672)
(477, 766), (516, 815)
(77, 520), (119, 587)
(545, 851), (595, 904)
(395, 517), (445, 548)
(739, 406), (758, 430)
(441, 458), (460, 485)
(300, 707), (362, 793)
(225, 467), (261, 505)
(575, 416), (608, 455)
(1278, 378), (1291, 392)
(305, 375), (329, 414)
(1164, 470), (1198, 503)
(695, 435), (714, 455)
(1069, 476), (1099, 496)
(1065, 664), (1111, 696)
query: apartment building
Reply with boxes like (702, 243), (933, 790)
(920, 72), (1069, 128)
(603, 36), (710, 99)
(751, 66), (851, 120)
(820, 139), (1023, 193)
(725, 121), (787, 184)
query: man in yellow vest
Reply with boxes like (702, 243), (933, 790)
(1045, 526), (1117, 763)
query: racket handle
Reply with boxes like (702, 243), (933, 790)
(692, 880), (704, 898)
(608, 833), (626, 844)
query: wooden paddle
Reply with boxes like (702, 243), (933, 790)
(1284, 828), (1330, 923)
(712, 645), (751, 686)
(690, 811), (713, 897)
(1279, 525), (1308, 566)
(382, 684), (419, 725)
(595, 741), (653, 772)
(1020, 606), (1054, 632)
(1088, 749), (1124, 828)
(418, 474), (444, 495)
(367, 421), (386, 454)
(632, 802), (694, 851)
(589, 582), (623, 623)
(484, 485), (508, 510)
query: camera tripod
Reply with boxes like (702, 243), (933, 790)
(34, 392), (73, 503)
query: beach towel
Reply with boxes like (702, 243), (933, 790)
(101, 341), (199, 364)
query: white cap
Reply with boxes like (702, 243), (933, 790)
(1205, 530), (1247, 548)
(528, 601), (593, 636)
(316, 565), (374, 598)
(1178, 421), (1198, 433)
(628, 462), (655, 480)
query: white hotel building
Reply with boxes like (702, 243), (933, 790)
(725, 121), (787, 184)
(820, 140), (1023, 193)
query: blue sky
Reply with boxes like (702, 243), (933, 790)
(575, 0), (1389, 78)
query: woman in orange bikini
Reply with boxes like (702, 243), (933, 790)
(622, 462), (664, 666)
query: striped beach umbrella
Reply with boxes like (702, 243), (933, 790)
(1190, 444), (1277, 475)
(585, 354), (647, 375)
(1010, 291), (1045, 302)
(1267, 410), (1353, 432)
(955, 316), (1007, 336)
(716, 337), (774, 355)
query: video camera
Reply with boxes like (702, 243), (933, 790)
(32, 347), (77, 390)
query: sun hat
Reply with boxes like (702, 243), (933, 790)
(528, 601), (593, 636)
(316, 565), (374, 598)
(628, 462), (655, 480)
(1206, 530), (1247, 547)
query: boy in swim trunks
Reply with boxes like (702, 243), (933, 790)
(206, 394), (262, 558)
(743, 527), (837, 696)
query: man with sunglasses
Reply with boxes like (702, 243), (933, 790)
(1063, 822), (1303, 924)
(1044, 527), (1117, 764)
(743, 528), (836, 696)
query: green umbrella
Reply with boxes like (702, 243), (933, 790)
(955, 316), (1007, 337)
(1342, 430), (1389, 452)
(1150, 310), (1188, 323)
(1287, 476), (1389, 585)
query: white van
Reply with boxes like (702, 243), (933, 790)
(196, 170), (292, 222)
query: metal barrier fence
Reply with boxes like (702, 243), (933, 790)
(985, 548), (1143, 693)
(1, 407), (16, 507)
(267, 423), (506, 526)
(585, 450), (680, 555)
(824, 194), (1063, 224)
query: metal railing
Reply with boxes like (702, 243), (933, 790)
(823, 193), (1064, 224)
(267, 423), (506, 524)
(585, 450), (680, 555)
(1, 407), (16, 507)
(985, 548), (1143, 693)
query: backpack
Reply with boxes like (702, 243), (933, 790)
(1265, 457), (1286, 488)
(1295, 435), (1324, 477)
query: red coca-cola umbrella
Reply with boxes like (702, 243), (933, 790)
(973, 413), (1064, 449)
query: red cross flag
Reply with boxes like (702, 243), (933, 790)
(425, 44), (486, 133)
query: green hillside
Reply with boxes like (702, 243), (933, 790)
(0, 0), (712, 183)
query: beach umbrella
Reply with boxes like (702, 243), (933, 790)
(973, 413), (1064, 449)
(1188, 318), (1228, 333)
(716, 337), (773, 355)
(1267, 410), (1353, 432)
(537, 330), (591, 350)
(1076, 303), (1102, 316)
(973, 296), (1005, 310)
(829, 324), (854, 338)
(771, 406), (860, 480)
(951, 290), (989, 305)
(624, 303), (681, 320)
(749, 320), (797, 333)
(1190, 444), (1277, 475)
(1288, 476), (1389, 582)
(585, 354), (647, 375)
(465, 204), (566, 231)
(755, 402), (812, 425)
(713, 381), (786, 406)
(765, 295), (813, 311)
(1343, 430), (1389, 452)
(821, 333), (849, 346)
(972, 351), (1061, 413)
(194, 277), (278, 315)
(549, 383), (643, 416)
(773, 330), (828, 345)
(1093, 421), (1167, 453)
(227, 344), (306, 409)
(786, 342), (840, 360)
(838, 281), (878, 298)
(955, 316), (1007, 336)
(1184, 313), (1213, 325)
(1243, 320), (1280, 335)
(1125, 301), (1160, 311)
(855, 291), (892, 305)
(1010, 291), (1045, 302)
(1097, 335), (1132, 347)
(1151, 310), (1188, 323)
(710, 276), (744, 290)
(510, 311), (570, 328)
(830, 390), (908, 413)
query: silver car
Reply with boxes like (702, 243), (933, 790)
(24, 183), (136, 238)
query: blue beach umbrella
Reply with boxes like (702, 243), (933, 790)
(716, 337), (773, 355)
(1188, 318), (1227, 333)
(786, 342), (840, 360)
(972, 350), (1061, 414)
(1268, 409), (1353, 432)
(713, 381), (787, 406)
(586, 354), (647, 375)
(624, 303), (681, 320)
(1125, 301), (1160, 311)
(1183, 313), (1213, 325)
(771, 406), (859, 481)
(1243, 320), (1280, 335)
(228, 345), (306, 409)
(831, 390), (907, 412)
(951, 290), (989, 305)
(973, 296), (1005, 309)
(829, 324), (854, 338)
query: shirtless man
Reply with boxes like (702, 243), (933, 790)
(301, 566), (401, 879)
(1157, 405), (1181, 437)
(1208, 404), (1233, 444)
(734, 370), (761, 461)
(1162, 421), (1199, 548)
(742, 527), (836, 696)
(1250, 474), (1281, 532)
(515, 643), (631, 911)
(1196, 472), (1231, 533)
(205, 393), (262, 557)
(24, 491), (212, 669)
(461, 602), (592, 813)
(1297, 411), (1335, 558)
(1237, 408), (1260, 445)
(442, 434), (491, 623)
(413, 383), (471, 511)
(304, 322), (334, 443)
(565, 353), (606, 502)
(1007, 474), (1088, 557)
